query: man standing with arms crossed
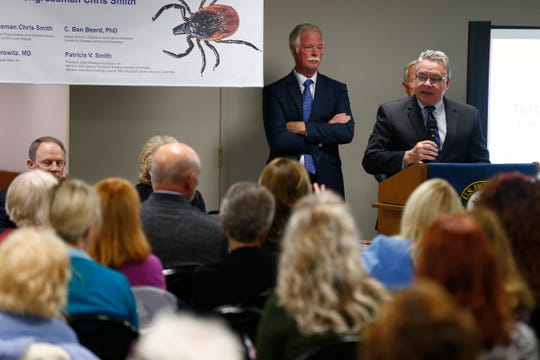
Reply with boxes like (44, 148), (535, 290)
(262, 23), (354, 198)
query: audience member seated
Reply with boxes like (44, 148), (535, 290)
(258, 157), (312, 255)
(469, 207), (535, 321)
(40, 179), (139, 329)
(136, 134), (206, 212)
(87, 177), (166, 290)
(363, 279), (481, 360)
(256, 192), (389, 360)
(128, 312), (243, 360)
(361, 178), (463, 290)
(416, 213), (539, 358)
(140, 142), (227, 270)
(0, 170), (57, 241)
(190, 182), (277, 312)
(0, 228), (98, 360)
(475, 173), (540, 339)
(0, 136), (66, 233)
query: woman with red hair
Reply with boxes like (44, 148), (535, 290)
(416, 213), (538, 358)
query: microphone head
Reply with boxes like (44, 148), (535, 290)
(427, 118), (437, 140)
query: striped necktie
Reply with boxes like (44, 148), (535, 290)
(302, 79), (316, 174)
(426, 105), (440, 158)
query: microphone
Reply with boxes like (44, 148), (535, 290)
(426, 118), (438, 142)
(426, 118), (440, 162)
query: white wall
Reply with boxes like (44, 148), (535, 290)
(0, 84), (68, 173)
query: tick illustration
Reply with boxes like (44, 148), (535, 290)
(152, 0), (260, 75)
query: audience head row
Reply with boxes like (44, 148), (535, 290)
(5, 135), (540, 359)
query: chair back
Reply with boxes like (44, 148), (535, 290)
(294, 335), (360, 360)
(131, 286), (179, 330)
(213, 304), (263, 360)
(67, 314), (139, 360)
(163, 263), (201, 301)
(239, 288), (272, 309)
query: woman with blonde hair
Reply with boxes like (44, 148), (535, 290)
(362, 178), (463, 290)
(0, 228), (98, 359)
(256, 191), (388, 360)
(40, 179), (139, 329)
(88, 177), (166, 289)
(258, 157), (312, 254)
(0, 170), (57, 240)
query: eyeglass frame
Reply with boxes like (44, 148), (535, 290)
(415, 73), (448, 85)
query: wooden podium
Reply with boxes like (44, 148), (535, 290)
(372, 163), (428, 235)
(372, 162), (538, 235)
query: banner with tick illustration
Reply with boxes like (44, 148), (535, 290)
(0, 0), (263, 86)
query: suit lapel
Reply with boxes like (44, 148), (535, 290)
(310, 74), (326, 122)
(406, 97), (426, 139)
(285, 72), (303, 118)
(441, 97), (457, 157)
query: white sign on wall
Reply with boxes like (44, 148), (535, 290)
(0, 0), (263, 87)
(488, 28), (540, 163)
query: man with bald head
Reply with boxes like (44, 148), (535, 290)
(140, 142), (227, 273)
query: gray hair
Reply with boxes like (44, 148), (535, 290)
(28, 136), (66, 162)
(6, 170), (58, 226)
(289, 23), (322, 53)
(403, 60), (417, 82)
(416, 50), (451, 78)
(220, 182), (275, 243)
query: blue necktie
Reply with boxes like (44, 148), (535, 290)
(426, 106), (440, 159)
(302, 79), (316, 174)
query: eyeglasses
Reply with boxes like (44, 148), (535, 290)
(415, 74), (448, 84)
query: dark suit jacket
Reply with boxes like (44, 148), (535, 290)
(0, 189), (16, 233)
(263, 71), (355, 197)
(362, 96), (490, 178)
(140, 192), (227, 269)
(190, 246), (277, 312)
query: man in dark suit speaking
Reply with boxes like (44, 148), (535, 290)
(362, 50), (490, 180)
(263, 23), (354, 198)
